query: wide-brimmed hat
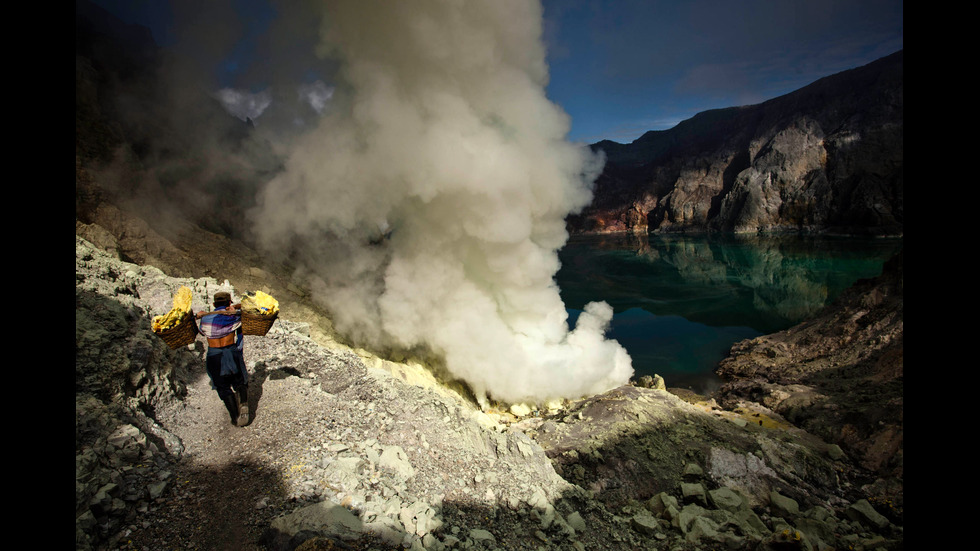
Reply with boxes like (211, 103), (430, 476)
(213, 291), (232, 304)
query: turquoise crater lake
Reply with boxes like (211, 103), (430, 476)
(556, 233), (902, 394)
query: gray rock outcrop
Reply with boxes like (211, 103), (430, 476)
(570, 51), (903, 236)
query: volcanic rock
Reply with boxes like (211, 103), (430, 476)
(571, 51), (903, 236)
(716, 250), (903, 492)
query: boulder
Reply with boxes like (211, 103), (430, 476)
(269, 502), (364, 542)
(708, 487), (745, 512)
(379, 445), (415, 480)
(630, 513), (661, 536)
(769, 491), (800, 518)
(846, 499), (889, 530)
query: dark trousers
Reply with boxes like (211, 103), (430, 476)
(205, 347), (248, 399)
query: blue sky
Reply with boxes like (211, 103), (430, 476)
(86, 0), (903, 144)
(542, 0), (903, 143)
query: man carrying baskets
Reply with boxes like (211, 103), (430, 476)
(196, 291), (250, 427)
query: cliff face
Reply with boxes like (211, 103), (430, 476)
(570, 51), (903, 236)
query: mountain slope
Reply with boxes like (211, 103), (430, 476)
(571, 51), (903, 235)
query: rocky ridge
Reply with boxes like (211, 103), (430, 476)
(570, 51), (903, 236)
(76, 234), (902, 550)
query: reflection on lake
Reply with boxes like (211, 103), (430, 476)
(557, 232), (902, 393)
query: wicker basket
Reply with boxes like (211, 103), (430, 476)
(242, 310), (278, 336)
(154, 313), (198, 349)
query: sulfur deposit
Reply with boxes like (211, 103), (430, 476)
(151, 286), (192, 332)
(242, 291), (279, 316)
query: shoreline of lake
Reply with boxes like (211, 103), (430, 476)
(557, 232), (903, 394)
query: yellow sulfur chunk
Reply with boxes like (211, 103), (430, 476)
(152, 286), (193, 332)
(242, 291), (279, 316)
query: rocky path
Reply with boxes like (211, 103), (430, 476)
(128, 347), (328, 550)
(77, 236), (581, 551)
(118, 314), (582, 551)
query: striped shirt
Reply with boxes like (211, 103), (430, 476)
(199, 311), (243, 350)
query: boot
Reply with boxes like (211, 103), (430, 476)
(234, 384), (249, 427)
(222, 394), (239, 426)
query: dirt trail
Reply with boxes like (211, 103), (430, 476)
(127, 343), (360, 551)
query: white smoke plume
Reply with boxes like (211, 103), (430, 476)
(253, 0), (633, 404)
